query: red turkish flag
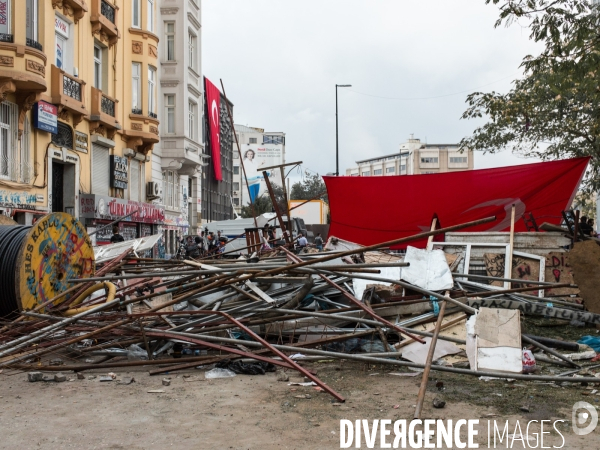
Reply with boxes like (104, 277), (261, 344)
(205, 78), (222, 181)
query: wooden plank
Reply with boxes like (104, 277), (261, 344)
(244, 280), (277, 303)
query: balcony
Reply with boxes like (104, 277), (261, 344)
(52, 0), (88, 23)
(90, 87), (120, 135)
(50, 65), (88, 126)
(90, 0), (120, 46)
(148, 111), (157, 119)
(0, 34), (13, 43)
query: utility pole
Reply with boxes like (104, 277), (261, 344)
(335, 84), (351, 176)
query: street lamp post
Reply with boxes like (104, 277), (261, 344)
(335, 84), (351, 176)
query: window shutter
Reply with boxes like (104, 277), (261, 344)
(92, 144), (109, 196)
(130, 161), (140, 202)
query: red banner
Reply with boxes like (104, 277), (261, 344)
(324, 157), (589, 248)
(205, 77), (222, 181)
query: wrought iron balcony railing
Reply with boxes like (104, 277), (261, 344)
(26, 38), (42, 52)
(101, 94), (115, 117)
(100, 0), (115, 23)
(63, 76), (82, 102)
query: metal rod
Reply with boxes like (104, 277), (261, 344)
(414, 300), (446, 419)
(88, 210), (139, 236)
(149, 330), (600, 384)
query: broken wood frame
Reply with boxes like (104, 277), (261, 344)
(432, 242), (546, 296)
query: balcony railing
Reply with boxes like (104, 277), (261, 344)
(63, 76), (82, 102)
(0, 34), (13, 43)
(131, 108), (142, 115)
(148, 112), (158, 119)
(101, 0), (115, 23)
(101, 94), (115, 117)
(26, 38), (43, 52)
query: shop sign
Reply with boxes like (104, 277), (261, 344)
(80, 194), (165, 224)
(32, 101), (58, 134)
(75, 131), (88, 153)
(110, 155), (128, 189)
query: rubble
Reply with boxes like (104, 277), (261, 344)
(1, 209), (600, 422)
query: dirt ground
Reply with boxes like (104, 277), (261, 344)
(0, 360), (597, 449)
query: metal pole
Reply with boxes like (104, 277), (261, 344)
(88, 209), (139, 236)
(335, 84), (339, 176)
(219, 79), (258, 228)
(414, 300), (447, 419)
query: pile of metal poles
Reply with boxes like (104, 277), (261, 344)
(0, 214), (597, 417)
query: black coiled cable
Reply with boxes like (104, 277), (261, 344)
(0, 225), (32, 317)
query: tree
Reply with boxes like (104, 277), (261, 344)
(290, 173), (328, 203)
(239, 183), (287, 218)
(460, 0), (600, 193)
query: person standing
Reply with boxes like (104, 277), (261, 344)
(314, 233), (324, 251)
(297, 233), (308, 250)
(110, 226), (125, 243)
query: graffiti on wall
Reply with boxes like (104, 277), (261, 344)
(0, 190), (37, 210)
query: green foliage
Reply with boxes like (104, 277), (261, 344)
(240, 183), (287, 218)
(461, 0), (600, 192)
(290, 173), (328, 203)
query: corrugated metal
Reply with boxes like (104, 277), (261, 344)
(92, 144), (109, 196)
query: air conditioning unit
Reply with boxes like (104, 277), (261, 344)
(146, 181), (162, 199)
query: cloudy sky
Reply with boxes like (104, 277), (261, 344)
(203, 0), (543, 179)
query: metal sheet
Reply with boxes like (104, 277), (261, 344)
(401, 246), (453, 291)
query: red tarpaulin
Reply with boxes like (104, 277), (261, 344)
(324, 157), (589, 248)
(204, 77), (222, 181)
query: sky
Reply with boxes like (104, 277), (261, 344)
(202, 0), (543, 181)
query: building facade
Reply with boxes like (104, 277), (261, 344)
(155, 0), (204, 255)
(345, 136), (474, 177)
(233, 124), (286, 216)
(201, 91), (234, 223)
(0, 0), (166, 244)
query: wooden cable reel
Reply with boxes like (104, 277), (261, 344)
(9, 213), (96, 313)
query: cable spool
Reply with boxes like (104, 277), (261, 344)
(0, 213), (95, 317)
(0, 226), (32, 317)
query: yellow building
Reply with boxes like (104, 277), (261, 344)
(0, 0), (165, 244)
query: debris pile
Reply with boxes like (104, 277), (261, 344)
(1, 211), (600, 418)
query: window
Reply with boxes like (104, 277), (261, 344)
(132, 0), (140, 28)
(20, 113), (31, 184)
(0, 1), (10, 38)
(400, 164), (406, 172)
(147, 0), (154, 32)
(94, 45), (102, 89)
(373, 169), (382, 175)
(249, 138), (257, 144)
(188, 31), (196, 69)
(386, 167), (395, 173)
(361, 171), (370, 176)
(233, 197), (239, 206)
(130, 160), (145, 202)
(131, 63), (141, 114)
(165, 94), (175, 134)
(263, 135), (284, 145)
(233, 165), (239, 175)
(420, 157), (438, 164)
(350, 173), (359, 176)
(51, 122), (73, 149)
(162, 170), (179, 208)
(165, 22), (175, 61)
(233, 182), (240, 191)
(0, 102), (17, 181)
(449, 156), (468, 164)
(148, 66), (156, 117)
(26, 0), (38, 44)
(188, 100), (197, 140)
(54, 15), (72, 73)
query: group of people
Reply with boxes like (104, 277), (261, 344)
(579, 216), (597, 237)
(182, 230), (227, 259)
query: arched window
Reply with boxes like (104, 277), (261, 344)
(51, 122), (74, 149)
